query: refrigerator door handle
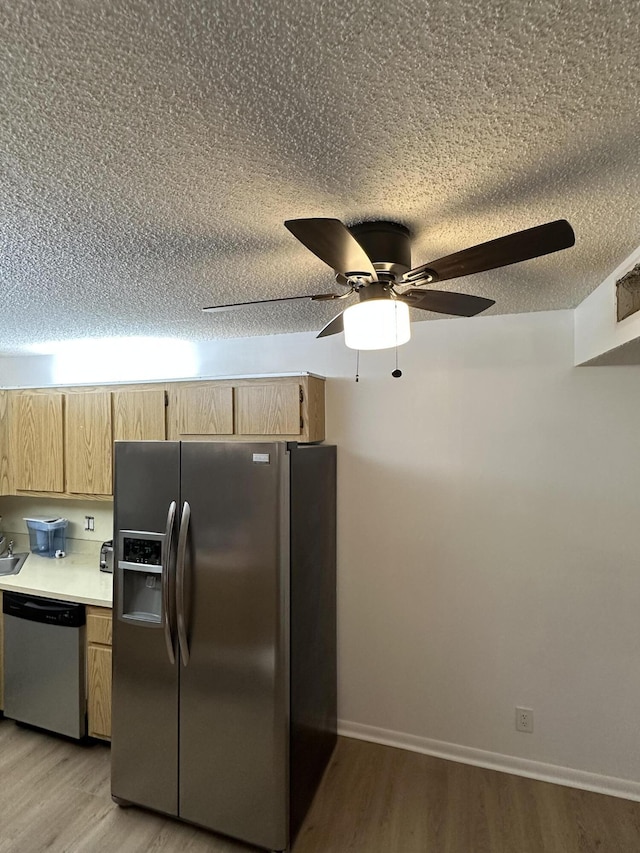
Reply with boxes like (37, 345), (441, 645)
(162, 500), (177, 665)
(176, 500), (191, 666)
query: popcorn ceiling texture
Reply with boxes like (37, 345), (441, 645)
(0, 0), (639, 353)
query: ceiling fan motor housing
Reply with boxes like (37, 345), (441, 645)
(348, 221), (412, 279)
(357, 282), (393, 301)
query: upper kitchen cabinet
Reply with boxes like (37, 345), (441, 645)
(6, 375), (324, 499)
(169, 383), (233, 438)
(112, 388), (166, 441)
(10, 385), (166, 499)
(166, 376), (325, 443)
(0, 392), (11, 495)
(66, 392), (113, 496)
(235, 383), (302, 435)
(66, 387), (167, 496)
(12, 391), (65, 493)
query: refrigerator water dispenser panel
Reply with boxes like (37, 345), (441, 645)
(122, 535), (162, 565)
(118, 531), (165, 625)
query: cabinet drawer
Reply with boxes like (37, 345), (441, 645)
(87, 606), (112, 646)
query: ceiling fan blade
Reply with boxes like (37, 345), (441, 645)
(404, 219), (575, 283)
(398, 289), (495, 317)
(317, 311), (345, 338)
(285, 218), (378, 280)
(203, 292), (349, 312)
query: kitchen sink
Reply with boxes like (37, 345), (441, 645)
(0, 552), (28, 576)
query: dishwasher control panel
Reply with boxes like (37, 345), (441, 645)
(2, 592), (85, 627)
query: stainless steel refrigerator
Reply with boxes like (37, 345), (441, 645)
(111, 440), (336, 853)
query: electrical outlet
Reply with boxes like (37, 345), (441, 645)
(516, 706), (534, 733)
(84, 515), (95, 532)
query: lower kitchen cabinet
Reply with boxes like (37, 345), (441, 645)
(86, 605), (112, 741)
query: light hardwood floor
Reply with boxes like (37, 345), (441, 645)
(1, 718), (640, 852)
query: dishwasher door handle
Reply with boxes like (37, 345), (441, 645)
(24, 601), (68, 612)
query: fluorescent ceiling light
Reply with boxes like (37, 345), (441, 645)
(27, 337), (197, 384)
(343, 299), (411, 350)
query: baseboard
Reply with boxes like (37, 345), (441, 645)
(338, 719), (640, 802)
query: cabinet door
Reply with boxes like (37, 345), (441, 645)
(235, 383), (301, 435)
(87, 644), (112, 740)
(112, 388), (166, 441)
(13, 392), (64, 492)
(175, 385), (233, 436)
(0, 392), (10, 495)
(66, 392), (113, 495)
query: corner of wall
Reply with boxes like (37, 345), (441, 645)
(574, 244), (640, 366)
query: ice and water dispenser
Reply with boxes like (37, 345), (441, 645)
(118, 531), (165, 623)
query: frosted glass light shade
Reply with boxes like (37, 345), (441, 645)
(343, 299), (411, 350)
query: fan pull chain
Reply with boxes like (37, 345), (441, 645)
(392, 345), (402, 378)
(392, 304), (402, 377)
(355, 349), (360, 383)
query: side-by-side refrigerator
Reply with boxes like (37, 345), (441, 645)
(111, 440), (336, 853)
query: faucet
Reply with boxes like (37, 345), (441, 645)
(8, 540), (14, 557)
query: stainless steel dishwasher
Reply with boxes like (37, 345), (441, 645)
(3, 592), (86, 739)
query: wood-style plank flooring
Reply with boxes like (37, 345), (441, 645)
(1, 718), (640, 852)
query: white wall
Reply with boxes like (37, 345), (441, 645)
(331, 312), (640, 792)
(3, 310), (640, 793)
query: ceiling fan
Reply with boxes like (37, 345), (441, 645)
(203, 217), (575, 349)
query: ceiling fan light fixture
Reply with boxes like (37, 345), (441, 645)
(343, 299), (411, 350)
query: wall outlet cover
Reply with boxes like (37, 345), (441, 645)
(516, 706), (534, 733)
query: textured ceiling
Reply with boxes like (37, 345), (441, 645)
(1, 0), (639, 355)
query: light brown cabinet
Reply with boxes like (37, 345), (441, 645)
(69, 387), (166, 494)
(172, 384), (233, 437)
(12, 392), (65, 492)
(166, 375), (324, 443)
(86, 605), (112, 741)
(7, 375), (324, 499)
(0, 392), (11, 496)
(112, 387), (166, 441)
(10, 385), (168, 499)
(235, 383), (301, 435)
(66, 392), (113, 495)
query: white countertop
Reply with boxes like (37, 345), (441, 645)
(0, 551), (113, 608)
